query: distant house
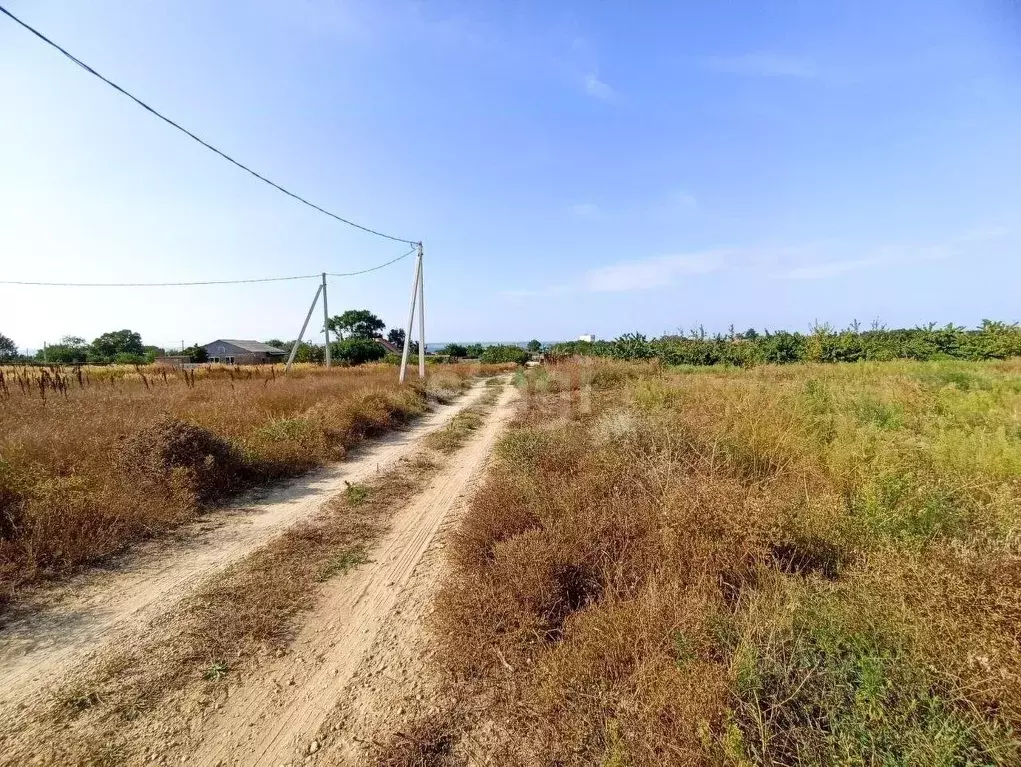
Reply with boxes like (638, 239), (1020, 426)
(578, 334), (597, 343)
(375, 338), (403, 354)
(201, 339), (288, 365)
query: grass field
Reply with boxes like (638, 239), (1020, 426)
(0, 362), (504, 605)
(426, 358), (1021, 765)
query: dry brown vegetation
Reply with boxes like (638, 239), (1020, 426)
(9, 380), (508, 766)
(424, 359), (1021, 765)
(423, 385), (503, 455)
(16, 453), (436, 766)
(0, 362), (504, 605)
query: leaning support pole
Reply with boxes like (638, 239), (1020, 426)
(285, 283), (323, 373)
(398, 246), (422, 383)
(416, 243), (425, 378)
(321, 272), (332, 368)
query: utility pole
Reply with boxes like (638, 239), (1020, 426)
(417, 243), (425, 378)
(399, 243), (425, 383)
(322, 272), (331, 368)
(285, 282), (324, 373)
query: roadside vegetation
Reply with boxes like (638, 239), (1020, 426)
(0, 362), (506, 606)
(9, 379), (506, 766)
(552, 320), (1021, 366)
(421, 358), (1021, 765)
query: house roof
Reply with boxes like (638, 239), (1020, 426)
(376, 338), (403, 354)
(205, 339), (287, 354)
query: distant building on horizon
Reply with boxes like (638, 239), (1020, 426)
(201, 339), (287, 365)
(578, 334), (597, 343)
(375, 338), (403, 354)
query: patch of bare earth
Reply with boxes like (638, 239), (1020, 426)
(186, 383), (517, 767)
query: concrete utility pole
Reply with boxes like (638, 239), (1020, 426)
(322, 272), (331, 368)
(417, 244), (425, 378)
(399, 243), (425, 383)
(285, 282), (324, 373)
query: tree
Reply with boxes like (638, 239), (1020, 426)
(328, 310), (385, 340)
(480, 345), (529, 365)
(263, 339), (285, 350)
(292, 342), (323, 364)
(0, 333), (18, 361)
(526, 339), (542, 353)
(143, 345), (165, 363)
(91, 329), (144, 362)
(387, 328), (406, 347)
(442, 343), (468, 359)
(331, 337), (386, 365)
(34, 336), (89, 364)
(181, 344), (209, 363)
(743, 328), (759, 340)
(466, 343), (485, 359)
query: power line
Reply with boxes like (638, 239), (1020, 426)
(0, 247), (418, 286)
(328, 247), (416, 277)
(0, 273), (321, 287)
(0, 4), (419, 246)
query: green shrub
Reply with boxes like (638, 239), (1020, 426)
(481, 345), (530, 365)
(331, 338), (386, 366)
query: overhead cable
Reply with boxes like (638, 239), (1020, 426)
(328, 247), (416, 277)
(0, 4), (419, 246)
(0, 247), (419, 287)
(0, 273), (322, 287)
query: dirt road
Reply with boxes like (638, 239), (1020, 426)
(0, 380), (494, 718)
(185, 382), (517, 766)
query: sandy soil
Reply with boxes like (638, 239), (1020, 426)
(180, 382), (518, 766)
(0, 380), (491, 719)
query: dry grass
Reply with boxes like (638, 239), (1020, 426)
(13, 454), (437, 766)
(374, 713), (457, 767)
(0, 362), (506, 607)
(425, 359), (1021, 765)
(1, 377), (508, 766)
(424, 387), (503, 455)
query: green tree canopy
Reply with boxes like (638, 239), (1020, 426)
(34, 335), (90, 364)
(181, 344), (209, 363)
(442, 343), (468, 359)
(0, 333), (18, 361)
(480, 345), (530, 365)
(526, 339), (542, 352)
(91, 329), (144, 361)
(328, 310), (385, 340)
(331, 337), (386, 365)
(387, 328), (406, 347)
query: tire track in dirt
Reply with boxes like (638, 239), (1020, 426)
(186, 383), (518, 767)
(0, 381), (492, 717)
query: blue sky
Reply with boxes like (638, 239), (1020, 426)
(2, 0), (1020, 350)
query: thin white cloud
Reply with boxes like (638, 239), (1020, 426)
(780, 257), (884, 280)
(584, 251), (727, 292)
(703, 53), (817, 79)
(571, 203), (600, 219)
(502, 250), (727, 298)
(666, 190), (698, 215)
(775, 227), (1009, 280)
(583, 73), (615, 100)
(501, 284), (574, 298)
(504, 226), (1011, 298)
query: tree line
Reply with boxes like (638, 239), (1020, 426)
(0, 329), (162, 365)
(0, 309), (540, 367)
(549, 321), (1021, 366)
